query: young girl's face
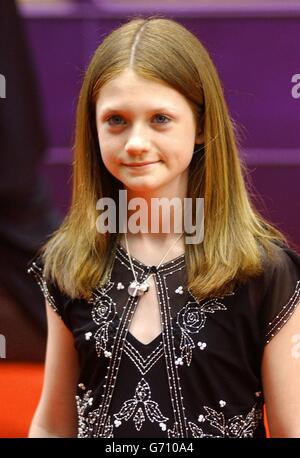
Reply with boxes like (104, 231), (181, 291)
(95, 68), (203, 194)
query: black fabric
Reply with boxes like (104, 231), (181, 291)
(260, 243), (300, 344)
(28, 241), (300, 438)
(27, 256), (72, 331)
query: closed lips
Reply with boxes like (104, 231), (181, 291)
(124, 161), (160, 167)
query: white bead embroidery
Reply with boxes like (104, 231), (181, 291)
(177, 298), (227, 366)
(197, 341), (207, 350)
(123, 339), (164, 375)
(76, 387), (100, 438)
(266, 280), (300, 344)
(175, 357), (184, 366)
(89, 281), (117, 358)
(175, 286), (184, 295)
(34, 241), (268, 439)
(113, 378), (169, 432)
(27, 262), (59, 315)
(189, 401), (263, 438)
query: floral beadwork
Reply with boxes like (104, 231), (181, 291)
(27, 239), (299, 440)
(89, 281), (118, 358)
(188, 401), (263, 438)
(176, 298), (227, 366)
(113, 378), (169, 432)
(76, 385), (101, 438)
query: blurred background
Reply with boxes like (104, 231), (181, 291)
(0, 0), (299, 437)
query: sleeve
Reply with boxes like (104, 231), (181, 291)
(27, 255), (70, 326)
(261, 243), (300, 345)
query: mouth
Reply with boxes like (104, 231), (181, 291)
(123, 160), (161, 169)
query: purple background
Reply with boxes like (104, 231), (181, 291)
(20, 1), (300, 248)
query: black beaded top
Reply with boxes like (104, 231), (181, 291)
(28, 241), (300, 438)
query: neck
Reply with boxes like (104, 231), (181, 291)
(121, 169), (188, 236)
(119, 231), (185, 268)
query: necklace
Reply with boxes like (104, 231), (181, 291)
(124, 232), (184, 297)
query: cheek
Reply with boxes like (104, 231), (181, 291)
(97, 132), (116, 164)
(97, 142), (117, 176)
(170, 146), (193, 170)
(100, 152), (112, 171)
(165, 132), (194, 163)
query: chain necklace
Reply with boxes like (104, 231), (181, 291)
(124, 232), (184, 297)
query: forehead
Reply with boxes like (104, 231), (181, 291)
(95, 69), (188, 113)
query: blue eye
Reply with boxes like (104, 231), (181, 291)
(154, 114), (169, 124)
(107, 115), (125, 126)
(106, 114), (170, 126)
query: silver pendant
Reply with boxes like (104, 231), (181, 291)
(128, 280), (150, 297)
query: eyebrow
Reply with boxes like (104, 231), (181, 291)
(99, 106), (177, 116)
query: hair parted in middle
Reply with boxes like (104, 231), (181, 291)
(39, 15), (289, 301)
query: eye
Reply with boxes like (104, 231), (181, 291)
(107, 115), (125, 126)
(106, 114), (170, 126)
(153, 114), (170, 124)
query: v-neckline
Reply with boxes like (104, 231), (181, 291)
(126, 330), (163, 349)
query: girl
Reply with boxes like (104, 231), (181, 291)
(28, 16), (300, 438)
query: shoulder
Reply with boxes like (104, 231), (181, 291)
(256, 240), (300, 345)
(27, 254), (73, 327)
(262, 240), (300, 282)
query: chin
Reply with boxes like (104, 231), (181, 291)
(126, 182), (160, 192)
(126, 178), (166, 192)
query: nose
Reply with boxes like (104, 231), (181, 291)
(124, 124), (151, 155)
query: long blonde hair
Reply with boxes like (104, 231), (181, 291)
(40, 15), (290, 301)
